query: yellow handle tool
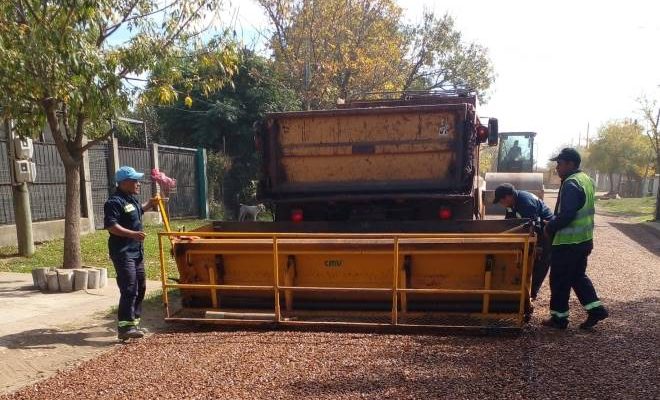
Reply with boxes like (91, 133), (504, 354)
(153, 194), (172, 233)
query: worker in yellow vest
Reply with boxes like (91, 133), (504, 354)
(543, 148), (608, 330)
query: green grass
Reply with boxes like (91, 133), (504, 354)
(0, 219), (209, 280)
(596, 197), (657, 222)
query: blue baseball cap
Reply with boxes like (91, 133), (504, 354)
(115, 166), (144, 183)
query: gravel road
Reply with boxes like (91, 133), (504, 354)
(3, 214), (658, 400)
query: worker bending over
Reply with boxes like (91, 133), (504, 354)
(493, 183), (553, 300)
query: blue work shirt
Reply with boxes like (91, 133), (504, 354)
(505, 190), (554, 222)
(104, 190), (144, 259)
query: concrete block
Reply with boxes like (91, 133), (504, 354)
(73, 269), (89, 291)
(56, 269), (74, 292)
(87, 268), (100, 289)
(46, 271), (59, 292)
(98, 268), (108, 288)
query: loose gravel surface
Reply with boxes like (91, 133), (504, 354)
(3, 215), (658, 400)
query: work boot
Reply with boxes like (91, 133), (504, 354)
(541, 317), (568, 330)
(134, 319), (149, 334)
(579, 307), (609, 330)
(117, 326), (145, 340)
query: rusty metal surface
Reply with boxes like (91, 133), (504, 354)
(261, 105), (475, 197)
(266, 103), (468, 119)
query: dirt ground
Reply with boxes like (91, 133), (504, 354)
(1, 208), (658, 399)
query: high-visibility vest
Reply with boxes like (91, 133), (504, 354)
(552, 171), (595, 245)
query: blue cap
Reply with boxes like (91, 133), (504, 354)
(115, 166), (144, 183)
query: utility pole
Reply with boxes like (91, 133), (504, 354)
(586, 122), (590, 149)
(5, 119), (34, 256)
(578, 132), (581, 148)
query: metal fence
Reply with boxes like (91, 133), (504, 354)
(0, 140), (15, 225)
(158, 146), (199, 218)
(118, 146), (153, 206)
(89, 143), (112, 229)
(0, 139), (205, 227)
(30, 142), (66, 222)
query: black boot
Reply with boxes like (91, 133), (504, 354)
(541, 317), (568, 330)
(118, 326), (145, 340)
(579, 307), (609, 330)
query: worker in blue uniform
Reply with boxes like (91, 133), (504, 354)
(104, 166), (156, 340)
(493, 183), (554, 300)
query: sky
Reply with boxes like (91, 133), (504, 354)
(221, 0), (660, 164)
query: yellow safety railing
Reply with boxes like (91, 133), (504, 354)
(157, 230), (535, 329)
(153, 194), (172, 233)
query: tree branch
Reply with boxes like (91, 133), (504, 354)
(20, 0), (42, 24)
(106, 0), (180, 34)
(80, 128), (115, 153)
(260, 0), (294, 70)
(41, 98), (77, 167)
(162, 1), (207, 49)
(74, 112), (86, 147)
(97, 0), (142, 47)
(61, 104), (72, 140)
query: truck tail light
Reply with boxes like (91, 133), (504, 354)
(438, 207), (452, 220)
(291, 209), (304, 223)
(477, 125), (489, 142)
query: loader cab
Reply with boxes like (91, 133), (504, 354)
(496, 132), (536, 173)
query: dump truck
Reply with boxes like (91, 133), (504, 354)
(157, 92), (537, 329)
(484, 132), (545, 215)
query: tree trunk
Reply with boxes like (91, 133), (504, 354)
(63, 162), (82, 269)
(655, 182), (660, 221)
(608, 172), (614, 194)
(656, 156), (660, 221)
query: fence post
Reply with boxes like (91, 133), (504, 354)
(196, 148), (209, 219)
(6, 119), (35, 256)
(79, 137), (95, 231)
(108, 137), (120, 185)
(150, 143), (159, 197)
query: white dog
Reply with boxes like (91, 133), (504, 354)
(238, 203), (265, 221)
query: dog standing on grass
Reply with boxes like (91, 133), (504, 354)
(238, 203), (265, 221)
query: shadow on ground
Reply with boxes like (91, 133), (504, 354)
(0, 291), (169, 351)
(0, 285), (47, 299)
(609, 221), (660, 256)
(0, 325), (116, 350)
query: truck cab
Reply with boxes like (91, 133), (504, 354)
(496, 132), (536, 173)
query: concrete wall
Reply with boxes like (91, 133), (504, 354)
(0, 218), (94, 248)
